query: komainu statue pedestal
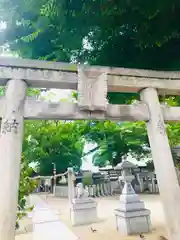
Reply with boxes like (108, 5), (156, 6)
(71, 184), (98, 226)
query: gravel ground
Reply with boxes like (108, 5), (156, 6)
(39, 194), (168, 240)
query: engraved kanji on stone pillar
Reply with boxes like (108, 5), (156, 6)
(77, 65), (108, 111)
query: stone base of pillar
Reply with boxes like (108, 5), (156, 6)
(114, 192), (151, 235)
(114, 160), (151, 236)
(70, 198), (98, 226)
(114, 208), (151, 235)
(115, 191), (151, 235)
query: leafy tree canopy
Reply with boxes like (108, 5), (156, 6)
(84, 120), (180, 167)
(1, 0), (180, 70)
(23, 120), (85, 175)
(83, 121), (149, 167)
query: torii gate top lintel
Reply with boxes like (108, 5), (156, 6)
(0, 57), (180, 95)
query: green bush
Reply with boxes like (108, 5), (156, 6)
(82, 172), (93, 186)
(16, 155), (37, 229)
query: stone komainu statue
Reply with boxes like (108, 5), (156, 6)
(76, 183), (89, 198)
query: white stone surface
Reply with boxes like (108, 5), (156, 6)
(68, 168), (75, 206)
(71, 198), (98, 226)
(31, 195), (78, 240)
(0, 94), (180, 122)
(0, 80), (27, 240)
(119, 201), (145, 211)
(1, 58), (180, 94)
(54, 186), (68, 198)
(24, 98), (149, 121)
(141, 88), (180, 240)
(114, 161), (151, 235)
(115, 208), (151, 235)
(78, 66), (108, 111)
(33, 209), (78, 240)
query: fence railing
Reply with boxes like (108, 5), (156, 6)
(34, 167), (167, 197)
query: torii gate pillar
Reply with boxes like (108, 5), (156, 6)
(141, 87), (180, 240)
(0, 79), (27, 240)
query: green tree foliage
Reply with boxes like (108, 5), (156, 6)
(1, 0), (180, 70)
(23, 120), (85, 175)
(83, 121), (150, 167)
(83, 119), (180, 167)
(23, 117), (150, 170)
(16, 154), (36, 229)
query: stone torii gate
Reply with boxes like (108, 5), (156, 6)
(0, 58), (180, 240)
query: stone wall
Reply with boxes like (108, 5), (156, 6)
(53, 168), (162, 198)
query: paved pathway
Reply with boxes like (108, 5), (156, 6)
(16, 194), (78, 240)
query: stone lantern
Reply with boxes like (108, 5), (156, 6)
(114, 160), (151, 235)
